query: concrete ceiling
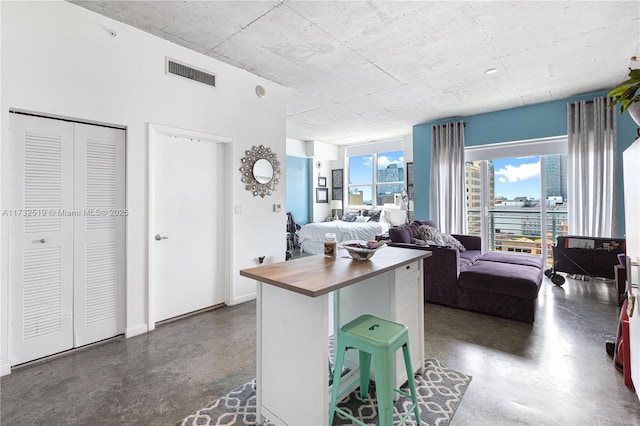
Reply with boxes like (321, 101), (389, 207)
(70, 1), (640, 145)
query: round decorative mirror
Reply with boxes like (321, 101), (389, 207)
(239, 145), (281, 198)
(253, 158), (274, 184)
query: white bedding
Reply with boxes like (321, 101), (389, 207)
(298, 221), (390, 255)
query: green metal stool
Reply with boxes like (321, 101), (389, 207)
(328, 314), (421, 426)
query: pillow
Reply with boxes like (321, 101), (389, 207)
(440, 233), (466, 252)
(418, 225), (466, 252)
(411, 238), (429, 246)
(366, 210), (381, 222)
(343, 213), (357, 222)
(415, 220), (438, 229)
(355, 216), (370, 222)
(418, 225), (444, 245)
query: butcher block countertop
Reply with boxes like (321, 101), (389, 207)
(239, 246), (431, 298)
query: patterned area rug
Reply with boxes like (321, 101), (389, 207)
(178, 358), (471, 426)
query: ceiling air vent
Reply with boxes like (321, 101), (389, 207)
(166, 57), (216, 88)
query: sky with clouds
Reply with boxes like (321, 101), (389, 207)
(348, 152), (543, 202)
(348, 151), (404, 204)
(349, 151), (404, 184)
(493, 156), (541, 200)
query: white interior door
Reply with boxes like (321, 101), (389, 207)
(73, 123), (126, 347)
(153, 134), (225, 322)
(9, 114), (75, 364)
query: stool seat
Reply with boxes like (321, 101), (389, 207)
(342, 315), (408, 348)
(329, 314), (421, 426)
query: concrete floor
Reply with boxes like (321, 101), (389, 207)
(2, 276), (639, 425)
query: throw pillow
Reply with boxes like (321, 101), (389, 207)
(440, 233), (466, 252)
(411, 238), (429, 246)
(367, 210), (381, 222)
(355, 216), (370, 222)
(418, 225), (444, 245)
(343, 214), (357, 222)
(418, 225), (466, 252)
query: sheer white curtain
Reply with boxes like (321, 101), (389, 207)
(567, 96), (617, 237)
(430, 121), (466, 234)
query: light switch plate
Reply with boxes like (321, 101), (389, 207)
(235, 204), (244, 214)
(273, 204), (282, 212)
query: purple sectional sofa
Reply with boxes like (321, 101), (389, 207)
(388, 221), (544, 323)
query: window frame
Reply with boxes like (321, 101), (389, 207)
(347, 150), (405, 208)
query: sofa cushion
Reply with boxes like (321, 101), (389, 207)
(458, 260), (542, 300)
(389, 225), (416, 243)
(459, 250), (483, 264)
(415, 220), (437, 228)
(458, 257), (476, 273)
(479, 251), (544, 270)
(451, 234), (482, 251)
(388, 221), (439, 244)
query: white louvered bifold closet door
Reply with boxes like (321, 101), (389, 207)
(73, 123), (125, 347)
(9, 114), (125, 366)
(9, 115), (75, 364)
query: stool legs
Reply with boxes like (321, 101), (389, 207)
(358, 351), (371, 403)
(372, 350), (394, 425)
(329, 315), (421, 425)
(401, 343), (421, 425)
(328, 359), (334, 384)
(328, 340), (347, 424)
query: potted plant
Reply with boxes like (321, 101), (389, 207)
(608, 56), (640, 125)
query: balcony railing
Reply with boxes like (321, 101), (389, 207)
(467, 208), (568, 266)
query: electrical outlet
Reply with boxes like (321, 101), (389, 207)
(273, 204), (282, 212)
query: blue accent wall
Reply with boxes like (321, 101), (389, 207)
(286, 156), (311, 225)
(413, 90), (638, 237)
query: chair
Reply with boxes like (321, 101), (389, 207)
(329, 314), (421, 426)
(285, 212), (300, 260)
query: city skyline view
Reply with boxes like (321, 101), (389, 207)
(348, 151), (404, 184)
(347, 152), (566, 206)
(348, 151), (404, 205)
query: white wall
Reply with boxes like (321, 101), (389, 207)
(403, 134), (413, 163)
(309, 142), (338, 222)
(285, 139), (339, 222)
(311, 157), (334, 222)
(285, 138), (308, 158)
(0, 1), (287, 374)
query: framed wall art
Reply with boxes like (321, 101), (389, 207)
(316, 187), (328, 203)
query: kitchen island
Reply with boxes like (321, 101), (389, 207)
(240, 246), (431, 425)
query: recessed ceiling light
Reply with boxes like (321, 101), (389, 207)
(485, 68), (498, 75)
(255, 85), (266, 98)
(107, 29), (117, 38)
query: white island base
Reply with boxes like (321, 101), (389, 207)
(241, 247), (430, 426)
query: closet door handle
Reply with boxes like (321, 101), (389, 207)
(155, 234), (169, 241)
(39, 238), (46, 244)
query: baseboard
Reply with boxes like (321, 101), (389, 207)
(125, 323), (149, 338)
(1, 361), (12, 377)
(228, 292), (256, 306)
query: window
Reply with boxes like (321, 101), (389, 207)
(464, 136), (568, 265)
(348, 150), (404, 207)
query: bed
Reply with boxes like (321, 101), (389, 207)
(298, 220), (391, 255)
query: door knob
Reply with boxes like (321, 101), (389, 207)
(39, 238), (46, 244)
(155, 234), (169, 241)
